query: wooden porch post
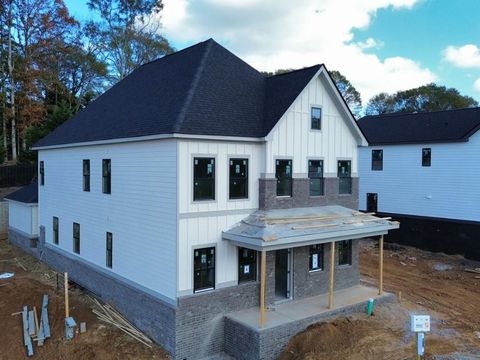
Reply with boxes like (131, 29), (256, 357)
(379, 235), (384, 296)
(260, 250), (267, 327)
(328, 241), (335, 309)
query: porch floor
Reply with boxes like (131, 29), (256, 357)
(226, 285), (392, 330)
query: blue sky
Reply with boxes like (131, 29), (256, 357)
(64, 0), (480, 104)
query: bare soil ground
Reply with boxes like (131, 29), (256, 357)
(0, 239), (169, 360)
(281, 239), (480, 360)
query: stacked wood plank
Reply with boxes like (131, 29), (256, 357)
(90, 297), (152, 348)
(20, 295), (51, 357)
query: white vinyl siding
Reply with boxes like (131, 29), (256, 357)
(8, 201), (38, 236)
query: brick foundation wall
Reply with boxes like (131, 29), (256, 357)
(259, 177), (359, 210)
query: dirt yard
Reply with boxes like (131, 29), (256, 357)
(281, 239), (480, 360)
(0, 239), (169, 360)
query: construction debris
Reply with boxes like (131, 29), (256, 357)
(37, 295), (51, 346)
(22, 306), (34, 357)
(464, 268), (480, 274)
(90, 296), (153, 348)
(80, 322), (87, 333)
(19, 295), (51, 356)
(0, 272), (14, 279)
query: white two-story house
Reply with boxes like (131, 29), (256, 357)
(358, 108), (480, 260)
(8, 39), (398, 360)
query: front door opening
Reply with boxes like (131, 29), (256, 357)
(275, 249), (292, 301)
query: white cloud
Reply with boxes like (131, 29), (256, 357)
(474, 78), (480, 92)
(443, 44), (480, 69)
(160, 0), (435, 103)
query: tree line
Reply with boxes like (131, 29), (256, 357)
(0, 0), (172, 164)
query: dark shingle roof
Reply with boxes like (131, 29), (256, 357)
(358, 107), (480, 145)
(5, 183), (38, 204)
(34, 39), (323, 148)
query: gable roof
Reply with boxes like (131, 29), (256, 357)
(5, 182), (38, 204)
(358, 107), (480, 145)
(34, 39), (365, 149)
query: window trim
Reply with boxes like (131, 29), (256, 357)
(193, 245), (216, 293)
(228, 156), (249, 201)
(371, 149), (383, 171)
(83, 159), (90, 192)
(73, 222), (80, 255)
(106, 232), (113, 269)
(275, 158), (293, 197)
(53, 217), (59, 245)
(310, 106), (322, 131)
(102, 159), (111, 194)
(39, 161), (45, 186)
(422, 148), (431, 167)
(192, 155), (217, 203)
(307, 158), (325, 197)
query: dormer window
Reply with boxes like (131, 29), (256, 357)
(311, 107), (322, 130)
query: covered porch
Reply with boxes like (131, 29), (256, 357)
(222, 205), (399, 328)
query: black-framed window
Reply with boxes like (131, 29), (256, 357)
(106, 232), (113, 269)
(39, 161), (44, 186)
(83, 160), (90, 192)
(308, 160), (324, 196)
(53, 217), (59, 245)
(309, 244), (324, 271)
(311, 107), (322, 130)
(367, 193), (378, 213)
(73, 223), (80, 254)
(193, 158), (215, 201)
(193, 247), (215, 292)
(229, 158), (248, 200)
(338, 160), (352, 195)
(371, 150), (383, 171)
(102, 159), (111, 194)
(337, 240), (352, 266)
(238, 247), (256, 283)
(276, 159), (292, 197)
(422, 148), (431, 167)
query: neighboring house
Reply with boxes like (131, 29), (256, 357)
(358, 108), (480, 260)
(8, 39), (398, 360)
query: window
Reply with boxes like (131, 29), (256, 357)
(338, 160), (352, 195)
(311, 107), (322, 130)
(193, 247), (215, 292)
(371, 150), (383, 171)
(309, 244), (324, 271)
(39, 161), (45, 186)
(367, 193), (378, 213)
(238, 247), (256, 283)
(83, 160), (90, 192)
(102, 159), (111, 194)
(337, 240), (352, 266)
(308, 160), (324, 196)
(422, 148), (431, 167)
(229, 158), (248, 200)
(73, 223), (80, 254)
(53, 217), (59, 245)
(193, 158), (215, 201)
(276, 159), (292, 197)
(106, 232), (113, 269)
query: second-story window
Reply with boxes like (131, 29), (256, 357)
(371, 150), (383, 171)
(39, 161), (45, 186)
(73, 223), (80, 254)
(276, 159), (292, 197)
(308, 160), (324, 196)
(311, 107), (322, 130)
(194, 158), (215, 201)
(102, 159), (111, 194)
(338, 160), (352, 195)
(422, 148), (431, 167)
(229, 158), (248, 200)
(83, 160), (90, 192)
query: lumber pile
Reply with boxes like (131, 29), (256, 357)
(90, 297), (152, 348)
(19, 295), (51, 357)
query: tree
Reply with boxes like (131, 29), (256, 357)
(329, 70), (362, 118)
(365, 84), (478, 115)
(86, 0), (173, 82)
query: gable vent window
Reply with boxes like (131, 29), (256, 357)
(83, 160), (90, 192)
(371, 150), (383, 171)
(308, 160), (324, 196)
(276, 159), (293, 197)
(229, 158), (248, 200)
(422, 148), (431, 167)
(53, 217), (59, 245)
(39, 161), (45, 186)
(194, 157), (215, 201)
(73, 223), (80, 254)
(311, 107), (322, 130)
(106, 232), (113, 269)
(102, 159), (111, 194)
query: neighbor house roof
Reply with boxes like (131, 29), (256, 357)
(4, 182), (38, 204)
(34, 39), (341, 148)
(358, 107), (480, 145)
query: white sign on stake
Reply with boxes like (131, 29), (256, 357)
(410, 315), (431, 332)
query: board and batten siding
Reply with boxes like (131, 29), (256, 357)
(38, 139), (177, 301)
(8, 201), (38, 236)
(265, 73), (359, 176)
(359, 131), (480, 222)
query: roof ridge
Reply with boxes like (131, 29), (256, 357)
(173, 39), (214, 133)
(362, 106), (480, 120)
(265, 64), (322, 78)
